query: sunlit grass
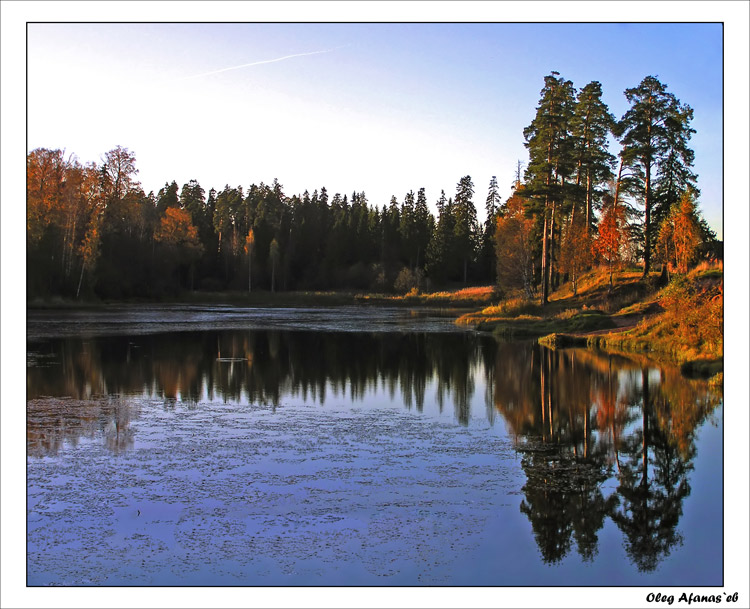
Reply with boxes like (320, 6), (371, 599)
(422, 286), (498, 301)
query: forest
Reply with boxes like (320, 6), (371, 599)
(27, 73), (720, 303)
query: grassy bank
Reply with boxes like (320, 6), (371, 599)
(457, 264), (723, 375)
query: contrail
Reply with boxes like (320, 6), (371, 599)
(179, 46), (346, 81)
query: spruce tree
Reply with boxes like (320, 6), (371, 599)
(413, 187), (432, 271)
(480, 175), (501, 282)
(453, 175), (478, 284)
(426, 190), (453, 285)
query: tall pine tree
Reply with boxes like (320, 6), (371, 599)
(616, 76), (696, 276)
(453, 175), (478, 284)
(523, 72), (577, 304)
(571, 81), (616, 232)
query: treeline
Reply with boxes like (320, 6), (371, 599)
(27, 147), (492, 300)
(27, 73), (720, 303)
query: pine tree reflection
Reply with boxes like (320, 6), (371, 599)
(493, 343), (718, 570)
(508, 344), (616, 564)
(610, 368), (694, 572)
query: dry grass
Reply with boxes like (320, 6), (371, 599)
(422, 286), (498, 302)
(693, 260), (723, 274)
(594, 272), (723, 363)
(357, 285), (501, 308)
(480, 296), (541, 317)
(555, 308), (581, 320)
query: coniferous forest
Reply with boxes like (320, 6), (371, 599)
(27, 73), (720, 303)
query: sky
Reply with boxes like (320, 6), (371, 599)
(3, 3), (750, 609)
(25, 20), (726, 234)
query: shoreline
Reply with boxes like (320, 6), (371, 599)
(26, 276), (723, 382)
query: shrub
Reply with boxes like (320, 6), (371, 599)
(659, 275), (723, 356)
(394, 267), (424, 294)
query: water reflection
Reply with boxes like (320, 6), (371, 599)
(27, 397), (138, 457)
(27, 330), (490, 454)
(27, 330), (486, 411)
(492, 342), (721, 571)
(27, 329), (721, 573)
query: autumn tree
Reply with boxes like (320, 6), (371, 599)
(495, 190), (536, 299)
(76, 217), (101, 298)
(595, 195), (628, 288)
(155, 206), (204, 291)
(657, 188), (702, 275)
(559, 212), (593, 296)
(101, 145), (139, 205)
(28, 149), (90, 296)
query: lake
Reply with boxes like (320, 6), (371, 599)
(26, 305), (723, 586)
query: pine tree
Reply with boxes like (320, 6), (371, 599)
(426, 190), (453, 285)
(156, 181), (180, 215)
(616, 76), (696, 276)
(571, 81), (616, 232)
(653, 103), (698, 229)
(413, 187), (432, 271)
(480, 175), (501, 282)
(399, 190), (416, 268)
(453, 176), (478, 284)
(523, 72), (577, 304)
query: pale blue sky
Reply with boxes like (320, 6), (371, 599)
(26, 21), (724, 233)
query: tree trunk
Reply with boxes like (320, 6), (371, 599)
(641, 368), (650, 486)
(549, 196), (558, 292)
(586, 171), (593, 234)
(540, 205), (549, 305)
(643, 166), (652, 277)
(76, 262), (86, 299)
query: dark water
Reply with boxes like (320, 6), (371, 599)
(26, 306), (723, 586)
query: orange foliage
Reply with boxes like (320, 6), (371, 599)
(595, 197), (627, 284)
(155, 207), (202, 255)
(559, 214), (593, 294)
(495, 194), (535, 298)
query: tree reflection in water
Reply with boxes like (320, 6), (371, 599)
(27, 329), (485, 450)
(27, 329), (720, 572)
(493, 342), (720, 571)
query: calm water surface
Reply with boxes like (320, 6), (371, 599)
(26, 305), (723, 586)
